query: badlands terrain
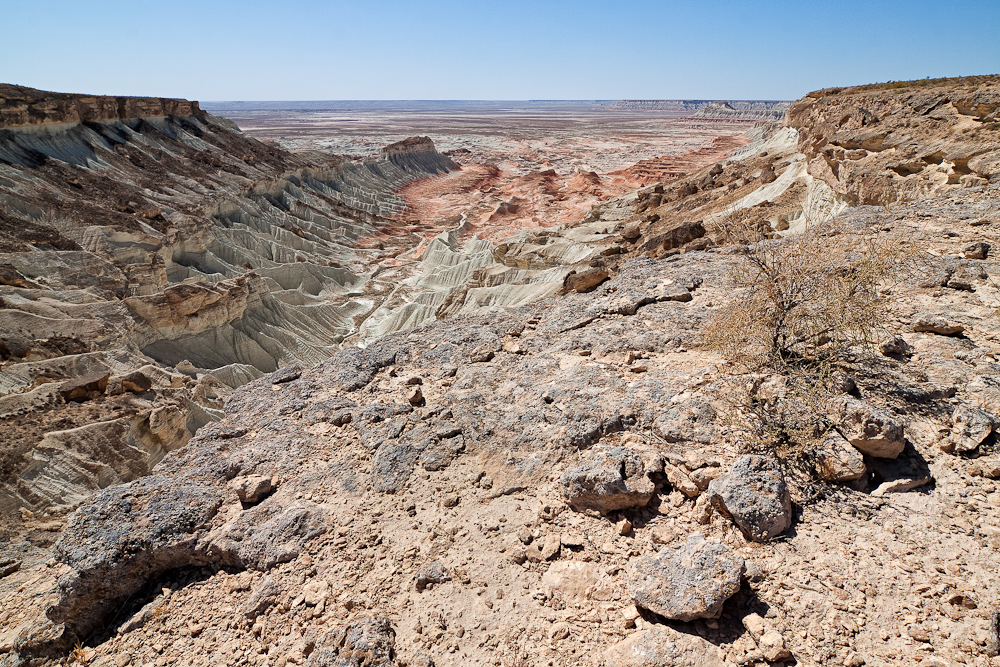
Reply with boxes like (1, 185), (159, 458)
(1, 75), (1000, 667)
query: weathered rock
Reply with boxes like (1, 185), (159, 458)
(627, 534), (744, 621)
(604, 626), (723, 667)
(57, 372), (110, 402)
(242, 576), (279, 619)
(307, 617), (396, 667)
(560, 446), (655, 514)
(415, 561), (449, 591)
(964, 241), (991, 260)
(950, 405), (997, 453)
(271, 365), (302, 384)
(912, 313), (964, 336)
(706, 455), (791, 542)
(833, 397), (905, 458)
(742, 613), (791, 662)
(815, 430), (868, 482)
(564, 267), (610, 293)
(878, 336), (914, 357)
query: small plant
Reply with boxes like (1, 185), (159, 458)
(71, 643), (89, 666)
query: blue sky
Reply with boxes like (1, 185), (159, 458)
(3, 0), (998, 101)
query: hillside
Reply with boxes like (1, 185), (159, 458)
(2, 76), (1000, 667)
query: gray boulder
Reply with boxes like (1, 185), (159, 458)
(833, 397), (905, 458)
(706, 455), (791, 542)
(560, 445), (655, 514)
(626, 534), (744, 621)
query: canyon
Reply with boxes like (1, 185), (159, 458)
(1, 75), (1000, 667)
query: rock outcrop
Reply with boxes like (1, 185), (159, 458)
(4, 77), (1000, 667)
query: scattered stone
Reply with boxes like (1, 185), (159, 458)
(307, 617), (396, 667)
(964, 242), (991, 259)
(879, 336), (914, 357)
(407, 387), (424, 406)
(229, 475), (274, 504)
(833, 397), (905, 458)
(604, 626), (723, 667)
(872, 477), (933, 496)
(912, 313), (964, 336)
(303, 579), (331, 606)
(617, 519), (633, 536)
(627, 534), (744, 621)
(541, 534), (562, 560)
(742, 612), (791, 662)
(550, 621), (571, 641)
(706, 455), (791, 542)
(242, 576), (279, 619)
(662, 460), (700, 498)
(415, 562), (450, 591)
(560, 446), (655, 514)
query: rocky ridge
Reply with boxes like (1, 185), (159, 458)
(3, 77), (1000, 667)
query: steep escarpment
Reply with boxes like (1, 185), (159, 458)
(0, 85), (462, 537)
(0, 84), (203, 128)
(788, 75), (1000, 205)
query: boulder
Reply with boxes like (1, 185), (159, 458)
(58, 372), (110, 402)
(626, 534), (744, 621)
(833, 397), (905, 458)
(560, 446), (655, 514)
(706, 455), (791, 542)
(814, 431), (867, 482)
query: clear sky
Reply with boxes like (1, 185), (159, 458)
(3, 0), (998, 101)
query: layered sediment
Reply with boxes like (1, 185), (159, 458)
(3, 78), (1000, 667)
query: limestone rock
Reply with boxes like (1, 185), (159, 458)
(742, 613), (791, 662)
(833, 397), (905, 458)
(706, 455), (791, 542)
(560, 446), (655, 514)
(912, 313), (964, 336)
(815, 430), (868, 482)
(627, 534), (744, 621)
(604, 626), (723, 667)
(950, 405), (997, 453)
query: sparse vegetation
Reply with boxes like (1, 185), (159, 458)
(705, 210), (916, 462)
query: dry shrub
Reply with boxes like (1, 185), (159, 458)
(705, 210), (916, 463)
(706, 209), (914, 372)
